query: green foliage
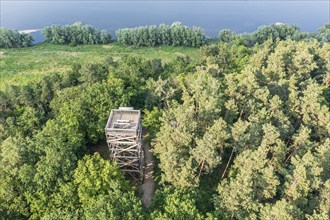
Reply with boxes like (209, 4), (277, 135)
(200, 40), (250, 75)
(41, 154), (145, 219)
(316, 22), (330, 43)
(50, 78), (129, 144)
(218, 23), (316, 47)
(73, 154), (145, 219)
(42, 23), (111, 45)
(0, 56), (143, 218)
(108, 56), (163, 108)
(116, 22), (206, 47)
(78, 62), (108, 84)
(2, 106), (45, 139)
(191, 118), (229, 173)
(0, 136), (30, 218)
(218, 29), (238, 43)
(212, 40), (329, 219)
(152, 69), (226, 187)
(1, 22), (330, 220)
(216, 144), (283, 218)
(0, 42), (200, 85)
(0, 28), (33, 48)
(242, 23), (304, 46)
(151, 38), (329, 218)
(142, 107), (162, 140)
(151, 186), (205, 220)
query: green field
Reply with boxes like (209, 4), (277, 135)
(0, 42), (200, 85)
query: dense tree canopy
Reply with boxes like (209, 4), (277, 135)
(151, 186), (206, 219)
(42, 23), (111, 45)
(0, 28), (33, 48)
(217, 23), (329, 46)
(316, 22), (330, 43)
(1, 22), (329, 219)
(218, 29), (238, 43)
(116, 22), (206, 47)
(150, 39), (330, 219)
(0, 58), (145, 218)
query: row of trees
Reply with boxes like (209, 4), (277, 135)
(1, 22), (329, 48)
(42, 22), (111, 45)
(219, 22), (330, 46)
(116, 22), (206, 47)
(0, 28), (33, 48)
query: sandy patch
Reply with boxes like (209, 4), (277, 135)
(102, 45), (113, 49)
(19, 29), (41, 34)
(175, 52), (185, 56)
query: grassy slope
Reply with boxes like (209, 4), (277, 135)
(0, 42), (200, 86)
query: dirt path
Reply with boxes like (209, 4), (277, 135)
(139, 143), (155, 208)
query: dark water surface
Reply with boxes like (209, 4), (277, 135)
(1, 1), (329, 39)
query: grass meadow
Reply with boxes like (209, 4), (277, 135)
(0, 42), (200, 86)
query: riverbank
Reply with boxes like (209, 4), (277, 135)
(18, 29), (41, 34)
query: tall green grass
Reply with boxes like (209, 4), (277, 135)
(0, 42), (200, 86)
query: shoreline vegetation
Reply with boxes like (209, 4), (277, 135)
(1, 22), (330, 48)
(116, 22), (206, 47)
(0, 21), (329, 219)
(42, 23), (112, 45)
(1, 22), (329, 85)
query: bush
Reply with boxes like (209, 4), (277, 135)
(116, 22), (206, 47)
(0, 28), (33, 48)
(219, 29), (238, 43)
(316, 22), (330, 43)
(42, 23), (111, 45)
(223, 23), (308, 47)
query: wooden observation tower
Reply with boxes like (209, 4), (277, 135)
(105, 107), (144, 180)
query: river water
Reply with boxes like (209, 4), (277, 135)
(1, 0), (329, 42)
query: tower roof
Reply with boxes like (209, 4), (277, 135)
(105, 108), (141, 133)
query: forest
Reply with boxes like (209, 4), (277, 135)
(0, 22), (329, 219)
